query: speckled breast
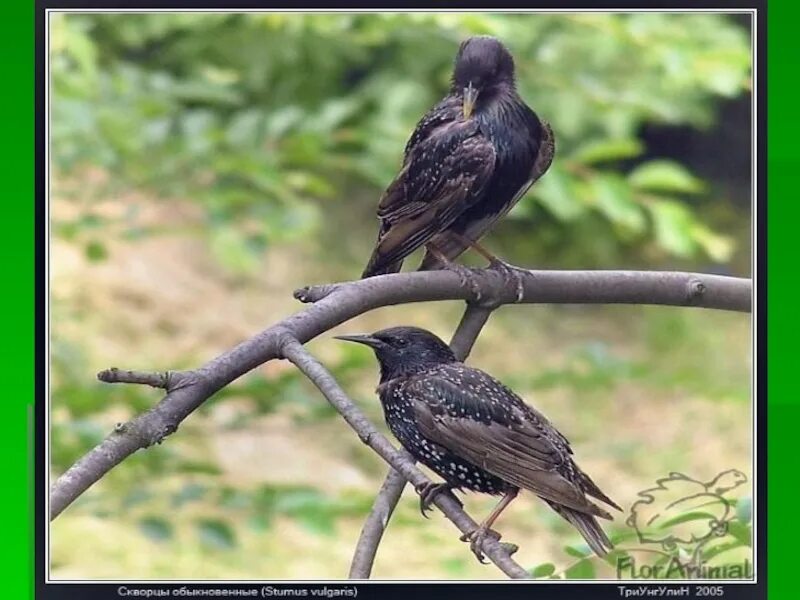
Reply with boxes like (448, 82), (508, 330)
(378, 382), (509, 495)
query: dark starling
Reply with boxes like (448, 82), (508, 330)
(336, 326), (620, 561)
(361, 36), (554, 280)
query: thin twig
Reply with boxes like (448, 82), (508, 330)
(97, 368), (179, 389)
(449, 304), (495, 361)
(280, 336), (532, 579)
(50, 269), (751, 520)
(348, 463), (410, 579)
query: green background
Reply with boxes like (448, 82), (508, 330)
(767, 2), (794, 599)
(5, 1), (32, 599)
(0, 2), (784, 595)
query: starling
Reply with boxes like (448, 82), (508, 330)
(361, 36), (554, 280)
(336, 326), (620, 561)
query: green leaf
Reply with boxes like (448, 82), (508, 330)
(64, 23), (98, 81)
(657, 510), (716, 529)
(564, 544), (591, 558)
(654, 552), (673, 567)
(705, 63), (747, 97)
(122, 488), (153, 510)
(629, 161), (706, 194)
(219, 487), (252, 510)
(735, 497), (752, 525)
(307, 97), (361, 133)
(247, 513), (273, 533)
(648, 199), (697, 257)
(174, 459), (223, 476)
(274, 488), (338, 537)
(533, 167), (584, 221)
(85, 240), (108, 262)
(274, 488), (328, 512)
(692, 223), (735, 262)
(604, 549), (630, 567)
(726, 520), (752, 547)
(138, 516), (173, 542)
(196, 518), (237, 550)
(171, 80), (242, 107)
(609, 530), (641, 545)
(171, 483), (208, 508)
(592, 173), (646, 233)
(441, 557), (469, 576)
(225, 109), (263, 147)
(293, 512), (336, 537)
(574, 138), (643, 164)
(701, 540), (745, 561)
(564, 558), (596, 579)
(531, 562), (556, 578)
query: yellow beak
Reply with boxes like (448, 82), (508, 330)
(463, 82), (478, 119)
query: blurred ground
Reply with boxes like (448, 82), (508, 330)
(49, 188), (751, 580)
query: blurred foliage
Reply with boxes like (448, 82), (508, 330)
(50, 12), (751, 273)
(49, 12), (753, 579)
(530, 496), (753, 580)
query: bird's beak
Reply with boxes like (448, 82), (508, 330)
(463, 82), (478, 119)
(334, 334), (383, 349)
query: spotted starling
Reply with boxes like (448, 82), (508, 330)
(336, 326), (620, 561)
(361, 36), (554, 279)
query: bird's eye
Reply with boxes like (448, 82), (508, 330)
(395, 338), (408, 347)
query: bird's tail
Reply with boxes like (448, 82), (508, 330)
(578, 470), (622, 512)
(361, 256), (403, 278)
(361, 230), (403, 278)
(547, 501), (614, 557)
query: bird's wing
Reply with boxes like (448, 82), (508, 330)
(407, 366), (611, 518)
(376, 97), (464, 222)
(402, 97), (463, 159)
(369, 123), (496, 269)
(419, 119), (555, 269)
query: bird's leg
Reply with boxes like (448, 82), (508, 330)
(460, 488), (519, 563)
(454, 234), (528, 303)
(424, 243), (485, 303)
(415, 481), (462, 518)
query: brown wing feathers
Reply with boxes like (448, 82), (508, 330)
(407, 367), (618, 520)
(361, 119), (496, 278)
(413, 400), (613, 519)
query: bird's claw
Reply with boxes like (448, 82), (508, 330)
(487, 258), (528, 303)
(443, 262), (486, 303)
(415, 482), (461, 518)
(460, 526), (502, 563)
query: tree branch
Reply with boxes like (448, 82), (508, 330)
(50, 269), (750, 525)
(348, 463), (410, 579)
(97, 367), (183, 389)
(347, 301), (497, 578)
(293, 269), (750, 312)
(279, 337), (531, 579)
(449, 303), (495, 361)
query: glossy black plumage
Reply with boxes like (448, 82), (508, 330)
(362, 36), (555, 278)
(336, 326), (619, 558)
